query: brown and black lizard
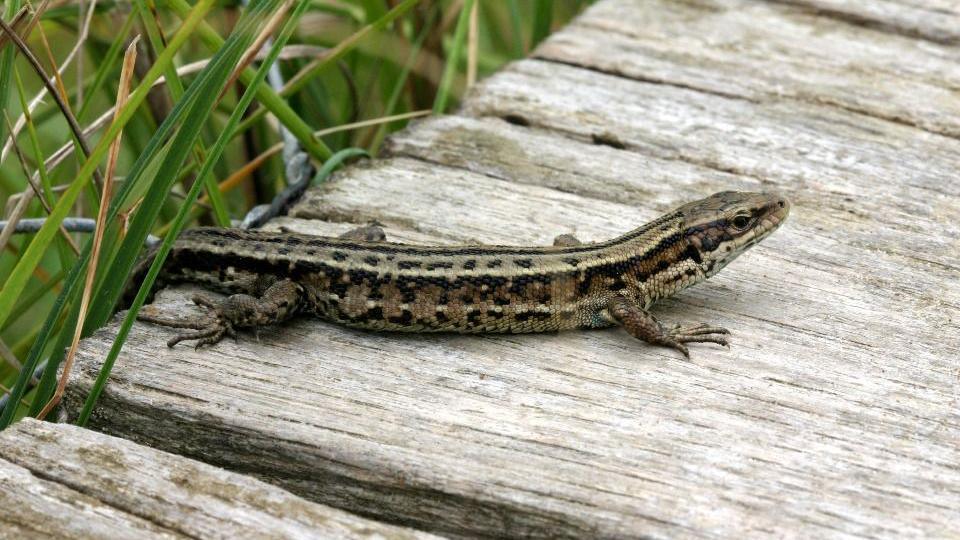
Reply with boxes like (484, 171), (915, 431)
(131, 191), (790, 357)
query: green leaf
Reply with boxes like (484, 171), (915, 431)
(312, 147), (370, 186)
(77, 14), (138, 123)
(433, 0), (475, 114)
(226, 0), (422, 144)
(165, 0), (334, 163)
(0, 259), (82, 426)
(370, 5), (437, 153)
(134, 0), (232, 227)
(507, 0), (525, 57)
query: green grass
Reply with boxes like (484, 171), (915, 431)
(0, 0), (593, 426)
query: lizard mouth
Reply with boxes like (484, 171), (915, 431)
(759, 194), (791, 236)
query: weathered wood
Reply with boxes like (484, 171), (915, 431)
(534, 0), (960, 137)
(774, 0), (960, 44)
(61, 0), (960, 538)
(462, 60), (960, 265)
(0, 418), (439, 539)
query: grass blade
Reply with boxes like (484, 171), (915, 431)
(311, 147), (370, 187)
(76, 11), (137, 122)
(134, 0), (233, 228)
(0, 0), (23, 147)
(0, 0), (220, 427)
(369, 6), (438, 152)
(467, 0), (479, 87)
(24, 0), (280, 423)
(531, 0), (553, 48)
(433, 0), (475, 113)
(506, 0), (524, 56)
(164, 0), (333, 163)
(223, 0), (424, 154)
(36, 36), (138, 420)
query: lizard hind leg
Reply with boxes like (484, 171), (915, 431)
(553, 233), (582, 247)
(138, 279), (306, 348)
(606, 295), (730, 359)
(339, 221), (386, 242)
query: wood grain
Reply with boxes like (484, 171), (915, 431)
(58, 0), (960, 538)
(0, 419), (440, 539)
(534, 0), (960, 137)
(773, 0), (960, 44)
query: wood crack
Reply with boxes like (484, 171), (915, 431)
(533, 55), (756, 104)
(534, 54), (960, 142)
(0, 452), (199, 539)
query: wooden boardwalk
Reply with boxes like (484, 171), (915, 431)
(60, 0), (958, 537)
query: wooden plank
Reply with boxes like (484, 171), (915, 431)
(60, 0), (960, 537)
(381, 115), (743, 205)
(461, 60), (960, 267)
(534, 0), (960, 137)
(774, 0), (960, 44)
(0, 418), (440, 539)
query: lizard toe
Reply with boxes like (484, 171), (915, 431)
(167, 317), (230, 348)
(675, 335), (729, 347)
(671, 323), (730, 337)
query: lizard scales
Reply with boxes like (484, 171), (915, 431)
(134, 191), (790, 357)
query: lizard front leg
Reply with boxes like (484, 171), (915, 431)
(606, 295), (729, 358)
(139, 279), (306, 348)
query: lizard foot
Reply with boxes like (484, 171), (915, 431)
(137, 296), (237, 348)
(607, 295), (731, 359)
(138, 279), (305, 348)
(662, 324), (731, 358)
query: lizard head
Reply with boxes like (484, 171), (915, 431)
(678, 191), (790, 278)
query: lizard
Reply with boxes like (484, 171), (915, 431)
(132, 191), (790, 357)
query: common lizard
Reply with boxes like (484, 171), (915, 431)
(133, 191), (790, 357)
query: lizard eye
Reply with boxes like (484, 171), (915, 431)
(731, 214), (751, 230)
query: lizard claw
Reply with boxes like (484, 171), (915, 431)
(660, 323), (730, 358)
(668, 323), (730, 350)
(668, 341), (691, 359)
(136, 294), (234, 348)
(165, 318), (233, 348)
